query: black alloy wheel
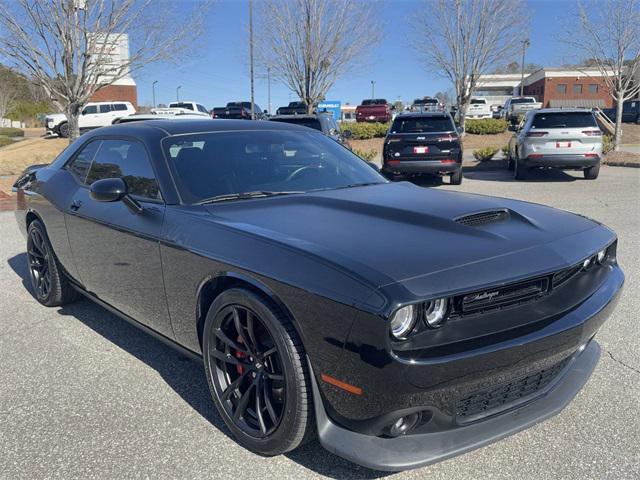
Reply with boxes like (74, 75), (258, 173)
(203, 288), (314, 455)
(209, 304), (285, 437)
(27, 225), (51, 300)
(26, 220), (79, 307)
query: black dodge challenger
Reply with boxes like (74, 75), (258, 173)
(13, 119), (624, 471)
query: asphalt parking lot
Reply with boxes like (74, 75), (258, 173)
(1, 165), (639, 479)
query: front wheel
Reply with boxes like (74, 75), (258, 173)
(203, 288), (314, 456)
(58, 122), (69, 138)
(584, 163), (600, 180)
(27, 220), (79, 306)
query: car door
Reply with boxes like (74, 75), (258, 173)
(79, 105), (99, 129)
(64, 138), (174, 338)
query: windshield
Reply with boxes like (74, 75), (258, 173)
(414, 99), (438, 105)
(170, 102), (194, 110)
(470, 99), (487, 105)
(269, 117), (322, 131)
(163, 130), (386, 203)
(390, 116), (455, 133)
(511, 98), (535, 104)
(531, 112), (598, 129)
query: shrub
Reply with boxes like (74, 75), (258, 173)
(0, 127), (25, 137)
(340, 122), (389, 139)
(353, 148), (378, 161)
(603, 134), (614, 154)
(0, 136), (14, 148)
(473, 147), (499, 161)
(465, 118), (508, 135)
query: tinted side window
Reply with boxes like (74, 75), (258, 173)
(83, 105), (98, 114)
(85, 139), (160, 199)
(67, 140), (102, 183)
(99, 104), (112, 113)
(113, 104), (128, 111)
(197, 104), (208, 113)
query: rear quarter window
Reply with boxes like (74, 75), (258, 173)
(531, 112), (598, 129)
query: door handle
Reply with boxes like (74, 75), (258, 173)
(70, 199), (82, 211)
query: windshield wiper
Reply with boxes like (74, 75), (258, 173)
(196, 190), (304, 205)
(326, 182), (387, 191)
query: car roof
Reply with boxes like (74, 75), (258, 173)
(395, 112), (450, 119)
(87, 101), (131, 105)
(532, 108), (593, 114)
(94, 119), (313, 137)
(269, 114), (326, 120)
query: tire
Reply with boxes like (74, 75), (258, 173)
(203, 288), (314, 456)
(584, 163), (600, 180)
(506, 149), (515, 170)
(514, 157), (527, 180)
(58, 122), (69, 138)
(450, 168), (463, 185)
(26, 219), (79, 307)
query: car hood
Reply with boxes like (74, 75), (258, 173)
(204, 182), (612, 295)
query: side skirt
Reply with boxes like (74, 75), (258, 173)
(71, 284), (203, 363)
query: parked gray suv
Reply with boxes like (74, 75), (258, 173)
(507, 109), (603, 180)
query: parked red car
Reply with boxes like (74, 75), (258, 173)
(356, 98), (392, 123)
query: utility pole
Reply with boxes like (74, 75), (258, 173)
(249, 0), (255, 120)
(176, 85), (182, 102)
(267, 66), (271, 115)
(519, 39), (530, 96)
(152, 80), (158, 108)
(371, 80), (376, 98)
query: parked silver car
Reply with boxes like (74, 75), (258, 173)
(507, 108), (603, 180)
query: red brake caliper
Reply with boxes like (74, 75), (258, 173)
(235, 336), (246, 375)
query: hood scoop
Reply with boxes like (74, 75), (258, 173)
(454, 209), (510, 227)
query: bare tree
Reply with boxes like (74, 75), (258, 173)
(257, 0), (380, 114)
(560, 0), (640, 151)
(0, 0), (209, 141)
(0, 79), (16, 121)
(412, 0), (527, 131)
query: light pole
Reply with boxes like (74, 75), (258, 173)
(152, 80), (158, 108)
(249, 0), (255, 119)
(176, 85), (182, 102)
(519, 39), (530, 96)
(371, 80), (376, 98)
(267, 66), (271, 115)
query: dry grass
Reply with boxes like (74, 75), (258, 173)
(603, 151), (640, 167)
(0, 137), (68, 176)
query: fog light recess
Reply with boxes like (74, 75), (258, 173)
(386, 413), (421, 437)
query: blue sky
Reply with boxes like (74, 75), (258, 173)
(137, 0), (579, 110)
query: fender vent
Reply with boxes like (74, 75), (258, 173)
(455, 209), (509, 227)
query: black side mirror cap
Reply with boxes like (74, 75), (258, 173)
(90, 178), (127, 202)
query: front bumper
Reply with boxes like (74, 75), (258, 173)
(312, 340), (600, 471)
(522, 154), (600, 169)
(313, 264), (623, 471)
(382, 160), (461, 175)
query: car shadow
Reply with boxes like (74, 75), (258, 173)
(6, 252), (390, 479)
(463, 167), (579, 183)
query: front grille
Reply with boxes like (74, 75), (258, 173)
(456, 356), (571, 422)
(455, 209), (509, 227)
(552, 264), (582, 288)
(458, 277), (549, 315)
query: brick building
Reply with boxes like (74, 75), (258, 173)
(522, 68), (613, 108)
(90, 78), (138, 107)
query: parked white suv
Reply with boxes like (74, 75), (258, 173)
(466, 97), (492, 119)
(151, 101), (210, 117)
(45, 101), (137, 138)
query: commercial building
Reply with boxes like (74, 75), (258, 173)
(473, 74), (523, 106)
(522, 68), (613, 108)
(88, 33), (138, 107)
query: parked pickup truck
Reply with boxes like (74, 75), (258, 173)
(356, 99), (393, 123)
(151, 101), (210, 117)
(276, 101), (308, 115)
(466, 97), (492, 119)
(502, 96), (542, 122)
(215, 102), (266, 120)
(601, 100), (640, 124)
(410, 97), (441, 113)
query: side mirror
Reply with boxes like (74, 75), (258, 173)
(90, 177), (127, 202)
(457, 126), (464, 135)
(90, 177), (143, 213)
(342, 130), (352, 138)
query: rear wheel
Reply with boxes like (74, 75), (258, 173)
(203, 288), (314, 456)
(450, 168), (463, 185)
(27, 220), (79, 306)
(58, 122), (69, 138)
(583, 163), (600, 180)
